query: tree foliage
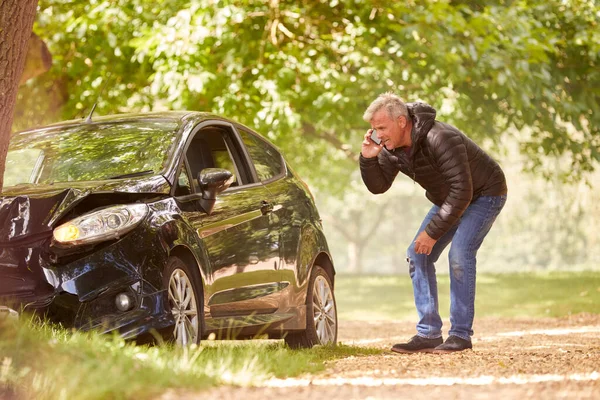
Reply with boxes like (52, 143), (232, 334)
(14, 0), (600, 193)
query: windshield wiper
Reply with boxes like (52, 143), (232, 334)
(108, 170), (154, 179)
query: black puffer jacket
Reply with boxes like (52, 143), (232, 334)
(360, 102), (507, 240)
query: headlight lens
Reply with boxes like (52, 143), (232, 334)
(53, 203), (149, 246)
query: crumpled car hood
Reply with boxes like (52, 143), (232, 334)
(0, 175), (170, 244)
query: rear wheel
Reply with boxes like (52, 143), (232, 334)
(285, 265), (337, 349)
(163, 256), (203, 346)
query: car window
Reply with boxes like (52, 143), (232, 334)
(174, 163), (192, 196)
(3, 148), (45, 187)
(238, 128), (284, 182)
(211, 149), (237, 179)
(185, 127), (245, 192)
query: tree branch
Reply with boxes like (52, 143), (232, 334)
(322, 214), (354, 241)
(302, 121), (359, 162)
(359, 198), (391, 242)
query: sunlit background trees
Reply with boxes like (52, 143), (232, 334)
(11, 0), (600, 273)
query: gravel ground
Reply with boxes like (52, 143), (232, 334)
(162, 313), (600, 400)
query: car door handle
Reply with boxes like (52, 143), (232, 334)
(260, 200), (273, 215)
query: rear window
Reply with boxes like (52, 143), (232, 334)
(238, 128), (284, 182)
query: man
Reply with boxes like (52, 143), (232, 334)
(360, 92), (507, 353)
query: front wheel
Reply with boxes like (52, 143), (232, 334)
(163, 256), (203, 346)
(285, 265), (338, 349)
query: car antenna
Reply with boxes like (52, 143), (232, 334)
(85, 103), (97, 123)
(83, 72), (111, 123)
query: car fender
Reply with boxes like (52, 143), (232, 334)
(146, 201), (210, 289)
(295, 220), (335, 299)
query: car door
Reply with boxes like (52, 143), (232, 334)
(178, 122), (282, 318)
(235, 126), (311, 295)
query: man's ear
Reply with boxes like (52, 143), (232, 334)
(397, 115), (406, 129)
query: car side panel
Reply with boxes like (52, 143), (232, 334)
(261, 172), (334, 311)
(179, 185), (282, 317)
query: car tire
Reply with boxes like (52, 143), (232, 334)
(284, 265), (338, 349)
(163, 256), (204, 346)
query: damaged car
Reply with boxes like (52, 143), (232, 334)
(0, 112), (337, 348)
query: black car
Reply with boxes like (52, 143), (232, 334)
(0, 112), (337, 348)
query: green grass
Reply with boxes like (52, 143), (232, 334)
(335, 271), (600, 321)
(2, 271), (599, 399)
(0, 318), (380, 400)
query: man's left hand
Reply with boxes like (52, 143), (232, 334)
(414, 230), (437, 255)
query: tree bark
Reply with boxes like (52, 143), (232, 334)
(0, 0), (38, 191)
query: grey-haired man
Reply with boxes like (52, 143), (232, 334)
(360, 92), (507, 353)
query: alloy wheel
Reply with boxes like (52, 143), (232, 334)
(311, 275), (337, 345)
(168, 268), (199, 346)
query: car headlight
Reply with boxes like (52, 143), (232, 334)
(53, 203), (149, 246)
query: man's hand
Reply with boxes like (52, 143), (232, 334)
(414, 230), (437, 255)
(361, 129), (383, 158)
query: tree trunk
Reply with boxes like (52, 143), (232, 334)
(0, 0), (38, 191)
(347, 240), (358, 273)
(345, 211), (368, 274)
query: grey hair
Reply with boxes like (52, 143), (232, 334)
(362, 92), (408, 122)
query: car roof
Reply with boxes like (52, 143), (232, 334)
(15, 111), (220, 135)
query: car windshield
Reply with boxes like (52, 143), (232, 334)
(4, 120), (180, 187)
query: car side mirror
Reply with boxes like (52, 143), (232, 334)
(197, 168), (234, 214)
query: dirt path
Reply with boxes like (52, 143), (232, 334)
(163, 314), (600, 399)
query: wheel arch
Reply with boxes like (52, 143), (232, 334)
(168, 244), (206, 289)
(296, 220), (335, 289)
(312, 252), (336, 289)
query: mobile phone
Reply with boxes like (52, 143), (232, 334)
(370, 129), (381, 145)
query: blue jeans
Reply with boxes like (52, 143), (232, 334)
(407, 195), (507, 341)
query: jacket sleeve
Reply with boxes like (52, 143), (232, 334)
(359, 153), (397, 194)
(424, 130), (473, 240)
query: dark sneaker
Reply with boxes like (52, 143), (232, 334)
(433, 335), (472, 353)
(391, 335), (443, 354)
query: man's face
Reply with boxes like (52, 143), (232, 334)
(370, 109), (409, 150)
